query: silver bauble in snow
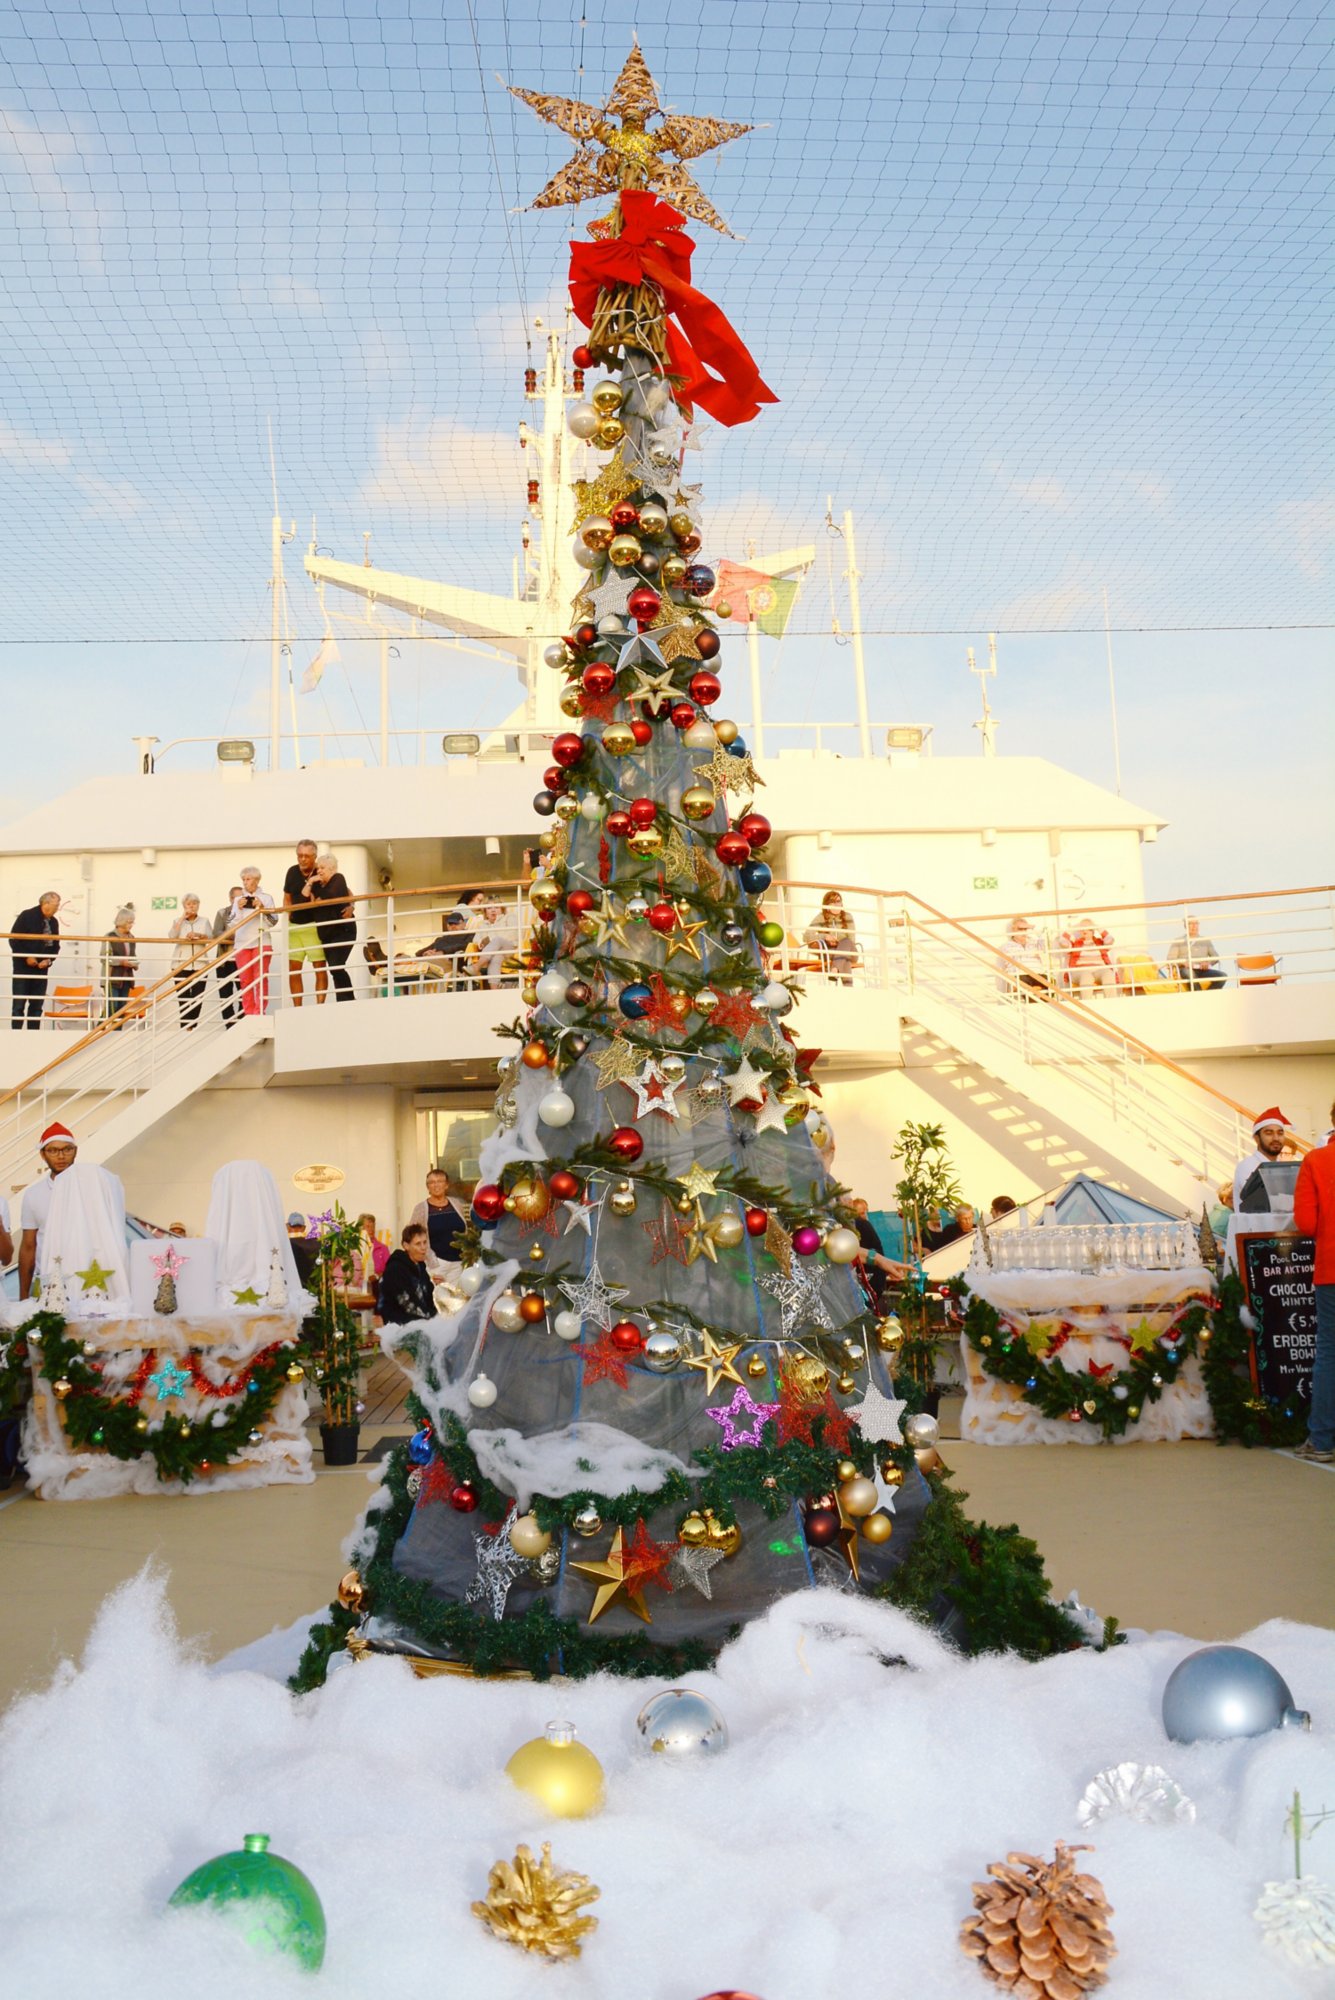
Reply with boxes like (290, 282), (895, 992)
(634, 1687), (729, 1758)
(1161, 1644), (1310, 1743)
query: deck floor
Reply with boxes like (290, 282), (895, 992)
(2, 1382), (1331, 1710)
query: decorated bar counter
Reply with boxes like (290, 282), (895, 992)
(959, 1222), (1217, 1445)
(10, 1158), (314, 1499)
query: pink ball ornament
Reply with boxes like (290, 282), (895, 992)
(791, 1225), (822, 1258)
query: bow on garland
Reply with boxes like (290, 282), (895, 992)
(568, 191), (778, 427)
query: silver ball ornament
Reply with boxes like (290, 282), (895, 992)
(903, 1411), (939, 1449)
(457, 1265), (484, 1297)
(1161, 1645), (1310, 1743)
(542, 641), (570, 670)
(634, 1687), (729, 1758)
(490, 1291), (525, 1334)
(643, 1328), (684, 1373)
(467, 1373), (498, 1409)
(823, 1226), (861, 1265)
(596, 612), (627, 636)
(534, 968), (570, 1008)
(537, 1087), (576, 1127)
(568, 402), (599, 438)
(553, 1309), (582, 1342)
(572, 1504), (602, 1537)
(759, 981), (793, 1016)
(573, 539), (604, 572)
(683, 720), (716, 749)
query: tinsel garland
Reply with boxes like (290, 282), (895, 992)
(963, 1276), (1308, 1446)
(962, 1290), (1210, 1440)
(879, 1467), (1112, 1660)
(21, 1310), (299, 1484)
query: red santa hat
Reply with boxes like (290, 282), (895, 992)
(1252, 1107), (1293, 1135)
(39, 1121), (76, 1152)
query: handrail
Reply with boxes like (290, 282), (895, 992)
(939, 882), (1335, 927)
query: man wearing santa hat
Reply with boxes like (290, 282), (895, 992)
(18, 1122), (79, 1300)
(1225, 1107), (1301, 1273)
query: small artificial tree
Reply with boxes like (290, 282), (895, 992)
(890, 1119), (962, 1393)
(307, 1205), (365, 1431)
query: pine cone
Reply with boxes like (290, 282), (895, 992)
(472, 1842), (600, 1961)
(960, 1842), (1115, 1997)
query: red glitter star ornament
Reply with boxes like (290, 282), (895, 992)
(576, 1332), (633, 1389)
(707, 984), (764, 1040)
(622, 1518), (677, 1593)
(639, 972), (684, 1034)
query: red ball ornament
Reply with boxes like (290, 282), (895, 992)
(574, 621), (597, 649)
(737, 811), (772, 849)
(627, 584), (661, 625)
(520, 1041), (551, 1069)
(471, 1183), (506, 1224)
(609, 501), (640, 533)
(647, 901), (676, 934)
(582, 660), (616, 697)
(670, 702), (697, 731)
(541, 765), (569, 794)
(519, 1293), (547, 1324)
(628, 796), (658, 829)
(744, 1207), (768, 1237)
(449, 1482), (480, 1513)
(715, 830), (751, 866)
(548, 1169), (579, 1201)
(609, 1126), (644, 1163)
(566, 889), (595, 918)
(803, 1505), (840, 1547)
(629, 718), (653, 747)
(605, 810), (632, 839)
(688, 669), (721, 706)
(551, 732), (584, 770)
(572, 343), (594, 369)
(675, 529), (702, 557)
(694, 629), (722, 661)
(609, 1319), (644, 1352)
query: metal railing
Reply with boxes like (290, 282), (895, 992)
(1, 876), (1286, 1207)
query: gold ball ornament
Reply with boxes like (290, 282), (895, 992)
(595, 417), (625, 448)
(691, 986), (720, 1016)
(505, 1720), (605, 1819)
(510, 1176), (551, 1221)
(716, 599), (733, 619)
(521, 980), (539, 1006)
(638, 501), (669, 536)
(337, 1568), (367, 1612)
(508, 1513), (553, 1559)
(554, 795), (579, 822)
(838, 1476), (878, 1517)
(703, 1511), (742, 1557)
(627, 826), (663, 856)
(529, 878), (562, 914)
(580, 515), (614, 552)
(609, 1180), (638, 1217)
(528, 1243), (545, 1263)
(836, 1371), (856, 1394)
(608, 533), (642, 568)
(709, 1211), (745, 1250)
(572, 1505), (602, 1536)
(285, 1361), (306, 1383)
(713, 718), (740, 745)
(824, 1226), (861, 1265)
(680, 784), (715, 821)
(835, 1458), (859, 1482)
(667, 510), (695, 540)
(135, 1415), (149, 1433)
(559, 685), (584, 719)
(678, 1512), (708, 1546)
(746, 1351), (769, 1379)
(787, 1354), (829, 1398)
(52, 1377), (72, 1400)
(601, 721), (637, 757)
(879, 1459), (905, 1487)
(591, 380), (623, 416)
(860, 1511), (894, 1545)
(876, 1315), (905, 1351)
(659, 552), (688, 586)
(914, 1446), (944, 1474)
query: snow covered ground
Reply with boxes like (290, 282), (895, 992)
(3, 1571), (1331, 1998)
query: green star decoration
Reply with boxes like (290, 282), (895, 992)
(232, 1285), (264, 1306)
(75, 1259), (114, 1293)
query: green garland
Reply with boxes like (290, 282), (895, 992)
(879, 1467), (1112, 1660)
(23, 1309), (302, 1484)
(962, 1290), (1209, 1440)
(1200, 1269), (1307, 1448)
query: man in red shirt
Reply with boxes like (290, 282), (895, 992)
(1292, 1102), (1335, 1462)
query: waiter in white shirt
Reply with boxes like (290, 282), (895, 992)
(18, 1120), (81, 1297)
(1226, 1106), (1300, 1272)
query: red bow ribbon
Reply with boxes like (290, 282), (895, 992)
(568, 190), (778, 428)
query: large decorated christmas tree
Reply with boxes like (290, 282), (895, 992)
(296, 45), (1084, 1687)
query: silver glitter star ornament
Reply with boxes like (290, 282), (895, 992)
(845, 1380), (907, 1446)
(758, 1264), (835, 1339)
(464, 1508), (531, 1620)
(667, 1544), (727, 1599)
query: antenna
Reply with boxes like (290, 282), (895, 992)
(970, 635), (998, 756)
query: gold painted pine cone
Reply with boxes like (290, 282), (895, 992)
(472, 1842), (600, 1961)
(960, 1843), (1115, 1997)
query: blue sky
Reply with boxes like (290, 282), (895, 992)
(0, 0), (1330, 892)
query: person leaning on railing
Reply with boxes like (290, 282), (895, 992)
(102, 906), (138, 1021)
(168, 894), (214, 1029)
(311, 852), (357, 1001)
(8, 890), (61, 1028)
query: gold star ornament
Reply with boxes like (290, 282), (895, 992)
(569, 1526), (652, 1624)
(681, 1329), (744, 1394)
(510, 41), (754, 236)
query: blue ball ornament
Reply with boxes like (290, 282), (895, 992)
(682, 563), (716, 598)
(726, 738), (749, 757)
(619, 982), (653, 1019)
(1161, 1644), (1310, 1743)
(738, 859), (772, 895)
(407, 1428), (433, 1466)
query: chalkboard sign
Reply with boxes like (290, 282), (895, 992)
(1241, 1234), (1316, 1409)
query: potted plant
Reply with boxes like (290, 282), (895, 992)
(308, 1206), (366, 1466)
(890, 1120), (963, 1415)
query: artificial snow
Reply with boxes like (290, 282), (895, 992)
(469, 1420), (695, 1510)
(3, 1571), (1332, 1998)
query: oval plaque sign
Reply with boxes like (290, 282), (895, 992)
(292, 1163), (347, 1195)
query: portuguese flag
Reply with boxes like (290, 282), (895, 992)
(709, 560), (800, 638)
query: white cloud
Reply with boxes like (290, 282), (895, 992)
(357, 418), (523, 518)
(0, 111), (108, 276)
(0, 422), (144, 518)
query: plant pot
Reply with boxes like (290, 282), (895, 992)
(921, 1387), (942, 1418)
(320, 1422), (361, 1467)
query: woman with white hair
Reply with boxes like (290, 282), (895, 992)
(101, 906), (138, 1021)
(229, 868), (277, 1016)
(169, 892), (214, 1028)
(311, 852), (357, 1001)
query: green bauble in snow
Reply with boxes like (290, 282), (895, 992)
(169, 1831), (326, 1971)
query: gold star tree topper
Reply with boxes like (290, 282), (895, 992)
(510, 41), (753, 236)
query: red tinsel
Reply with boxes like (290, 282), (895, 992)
(598, 835), (611, 885)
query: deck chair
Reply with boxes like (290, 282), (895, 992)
(1117, 951), (1180, 995)
(44, 984), (95, 1027)
(1237, 952), (1280, 986)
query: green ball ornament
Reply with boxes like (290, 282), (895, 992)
(758, 920), (785, 949)
(168, 1832), (327, 1971)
